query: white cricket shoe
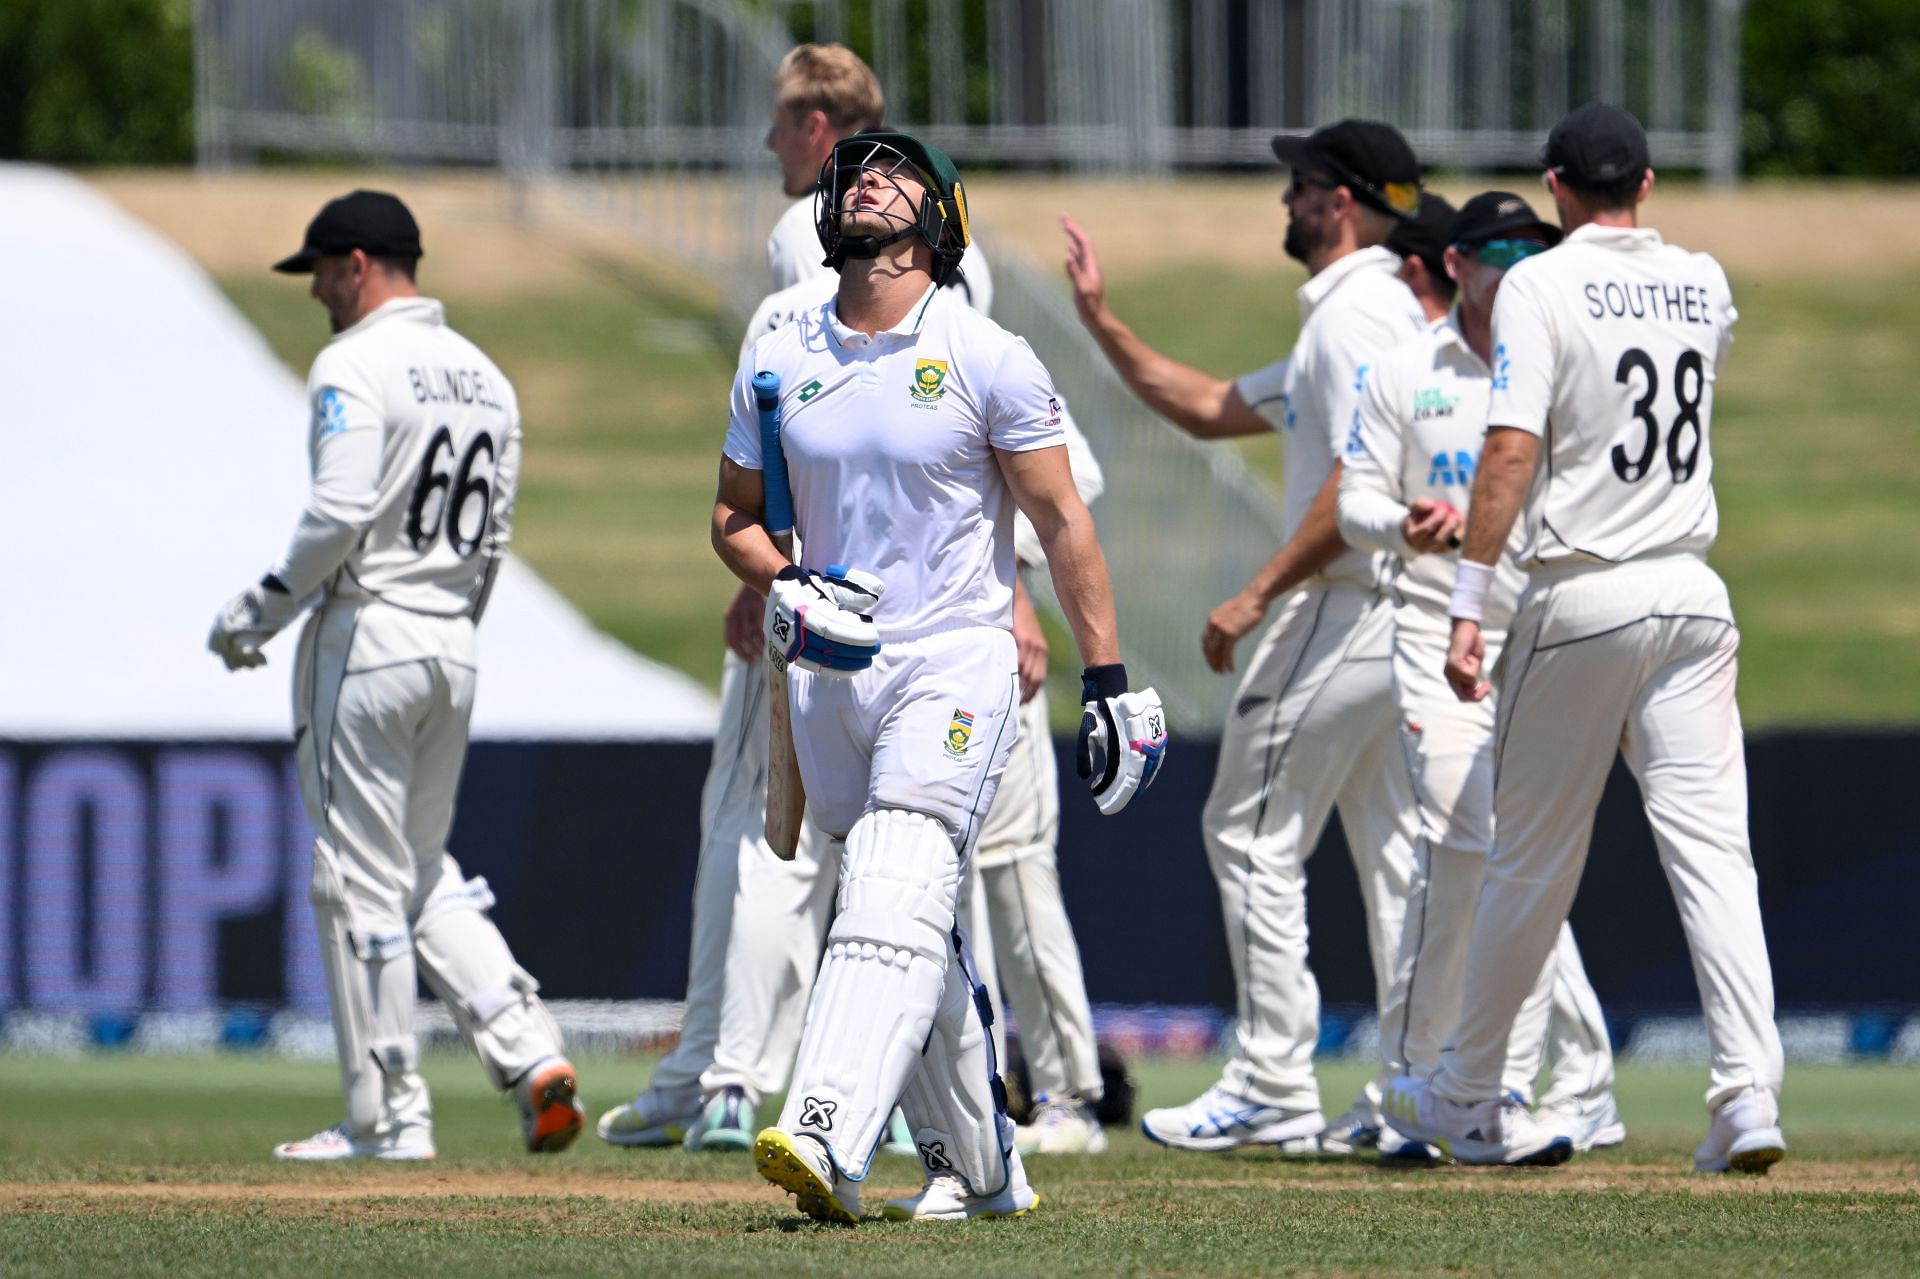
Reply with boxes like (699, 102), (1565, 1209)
(273, 1123), (436, 1162)
(1014, 1096), (1109, 1156)
(1693, 1086), (1785, 1175)
(755, 1127), (862, 1224)
(1382, 1077), (1573, 1166)
(883, 1154), (1039, 1222)
(1539, 1093), (1628, 1153)
(683, 1084), (755, 1152)
(516, 1055), (586, 1153)
(1140, 1085), (1325, 1153)
(596, 1083), (703, 1148)
(1316, 1101), (1383, 1155)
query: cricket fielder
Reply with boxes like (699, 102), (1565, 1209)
(714, 132), (1166, 1223)
(207, 190), (584, 1160)
(1064, 120), (1428, 1153)
(1341, 191), (1623, 1159)
(1384, 104), (1786, 1171)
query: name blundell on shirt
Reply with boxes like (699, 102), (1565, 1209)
(1580, 278), (1719, 326)
(408, 365), (506, 410)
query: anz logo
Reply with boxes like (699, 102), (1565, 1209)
(1428, 450), (1477, 488)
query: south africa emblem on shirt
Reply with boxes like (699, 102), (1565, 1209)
(911, 358), (950, 403)
(944, 707), (975, 757)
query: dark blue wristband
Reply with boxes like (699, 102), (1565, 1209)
(1081, 663), (1128, 703)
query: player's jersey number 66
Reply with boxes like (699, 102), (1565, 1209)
(406, 426), (495, 556)
(1612, 346), (1704, 484)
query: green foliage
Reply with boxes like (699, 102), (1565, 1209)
(1743, 0), (1920, 176)
(0, 0), (194, 164)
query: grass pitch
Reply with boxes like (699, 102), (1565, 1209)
(1, 1053), (1914, 1277)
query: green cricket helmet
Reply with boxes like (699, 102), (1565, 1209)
(815, 130), (971, 285)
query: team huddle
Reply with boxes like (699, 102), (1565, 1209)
(208, 40), (1785, 1224)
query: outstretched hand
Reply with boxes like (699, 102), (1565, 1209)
(1061, 216), (1107, 322)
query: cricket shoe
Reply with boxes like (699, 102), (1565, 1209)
(683, 1085), (754, 1153)
(517, 1055), (586, 1153)
(596, 1083), (703, 1148)
(273, 1123), (435, 1162)
(755, 1127), (862, 1224)
(1140, 1085), (1326, 1153)
(1015, 1096), (1109, 1156)
(879, 1107), (917, 1157)
(883, 1164), (1040, 1222)
(1382, 1078), (1572, 1166)
(1539, 1093), (1628, 1153)
(1693, 1086), (1785, 1175)
(1316, 1101), (1382, 1155)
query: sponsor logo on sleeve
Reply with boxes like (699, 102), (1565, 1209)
(316, 387), (350, 437)
(1491, 343), (1511, 392)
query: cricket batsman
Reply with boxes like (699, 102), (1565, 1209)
(1385, 104), (1786, 1171)
(713, 132), (1166, 1222)
(207, 190), (584, 1161)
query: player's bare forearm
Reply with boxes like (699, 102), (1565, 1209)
(998, 444), (1120, 668)
(1458, 428), (1538, 565)
(711, 456), (789, 595)
(1246, 465), (1348, 605)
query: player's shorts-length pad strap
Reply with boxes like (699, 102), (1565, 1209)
(777, 808), (959, 1180)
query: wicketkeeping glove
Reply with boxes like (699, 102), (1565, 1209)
(1077, 663), (1169, 816)
(766, 565), (883, 677)
(207, 573), (303, 671)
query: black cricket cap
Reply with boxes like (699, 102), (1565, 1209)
(1541, 102), (1651, 188)
(1388, 192), (1457, 277)
(1270, 119), (1422, 220)
(1449, 191), (1562, 247)
(272, 190), (424, 273)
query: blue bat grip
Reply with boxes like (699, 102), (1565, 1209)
(753, 370), (794, 537)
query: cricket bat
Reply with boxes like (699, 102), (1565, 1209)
(753, 370), (806, 860)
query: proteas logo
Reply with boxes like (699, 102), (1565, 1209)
(944, 707), (975, 757)
(912, 358), (950, 402)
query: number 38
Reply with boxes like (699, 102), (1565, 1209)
(1611, 347), (1705, 483)
(406, 426), (494, 556)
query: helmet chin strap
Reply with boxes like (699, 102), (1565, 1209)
(834, 221), (918, 261)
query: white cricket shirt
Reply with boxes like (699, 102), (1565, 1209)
(287, 297), (522, 615)
(1233, 245), (1428, 591)
(739, 272), (1102, 566)
(1488, 223), (1736, 567)
(724, 284), (1064, 640)
(766, 193), (996, 313)
(1339, 313), (1526, 637)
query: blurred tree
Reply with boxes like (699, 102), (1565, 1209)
(1744, 0), (1920, 176)
(0, 0), (194, 163)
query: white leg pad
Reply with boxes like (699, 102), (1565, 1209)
(900, 924), (1018, 1197)
(777, 808), (959, 1180)
(413, 874), (563, 1090)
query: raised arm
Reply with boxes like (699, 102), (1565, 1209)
(1062, 216), (1270, 440)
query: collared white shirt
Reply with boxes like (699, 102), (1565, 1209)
(1339, 312), (1526, 636)
(1233, 244), (1428, 590)
(724, 285), (1064, 640)
(766, 193), (997, 314)
(290, 297), (521, 615)
(1489, 223), (1737, 568)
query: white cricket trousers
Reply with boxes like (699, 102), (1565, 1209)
(1433, 553), (1784, 1111)
(1205, 582), (1419, 1114)
(294, 602), (563, 1141)
(973, 686), (1105, 1104)
(1377, 621), (1615, 1104)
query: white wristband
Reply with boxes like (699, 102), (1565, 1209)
(1449, 559), (1497, 624)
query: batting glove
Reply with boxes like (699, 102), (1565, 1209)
(1077, 663), (1169, 815)
(766, 566), (882, 678)
(207, 574), (303, 671)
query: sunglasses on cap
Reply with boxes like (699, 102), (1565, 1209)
(1453, 237), (1551, 270)
(1288, 169), (1421, 217)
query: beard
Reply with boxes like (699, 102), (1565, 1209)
(1283, 213), (1321, 264)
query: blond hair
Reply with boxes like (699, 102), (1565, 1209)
(773, 43), (885, 135)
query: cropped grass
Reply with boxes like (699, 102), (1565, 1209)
(0, 1053), (1914, 1278)
(212, 246), (1920, 725)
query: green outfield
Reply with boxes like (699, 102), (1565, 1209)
(145, 173), (1920, 726)
(0, 1052), (1913, 1277)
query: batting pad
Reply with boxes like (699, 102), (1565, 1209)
(313, 898), (431, 1140)
(777, 808), (959, 1180)
(414, 874), (565, 1091)
(900, 926), (1018, 1197)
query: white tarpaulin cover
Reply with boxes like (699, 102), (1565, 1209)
(0, 164), (716, 740)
